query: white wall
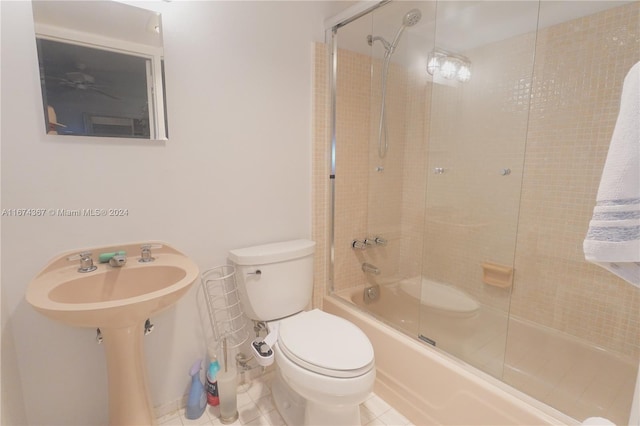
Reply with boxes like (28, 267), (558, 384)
(0, 1), (348, 424)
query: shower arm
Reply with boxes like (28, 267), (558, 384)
(368, 35), (392, 53)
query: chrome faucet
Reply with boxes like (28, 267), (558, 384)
(362, 262), (380, 275)
(353, 236), (387, 250)
(109, 254), (127, 267)
(67, 251), (97, 273)
(139, 244), (162, 263)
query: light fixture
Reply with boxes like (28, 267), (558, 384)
(426, 49), (472, 83)
(440, 59), (458, 79)
(427, 56), (440, 75)
(457, 64), (471, 82)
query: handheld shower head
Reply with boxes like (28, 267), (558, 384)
(370, 8), (423, 159)
(389, 8), (422, 53)
(367, 8), (422, 56)
(403, 9), (422, 27)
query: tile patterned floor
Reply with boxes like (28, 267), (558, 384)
(157, 371), (414, 426)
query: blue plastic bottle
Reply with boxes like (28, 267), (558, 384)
(185, 359), (207, 420)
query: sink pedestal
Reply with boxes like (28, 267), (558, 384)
(102, 323), (156, 426)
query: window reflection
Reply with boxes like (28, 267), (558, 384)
(38, 38), (152, 138)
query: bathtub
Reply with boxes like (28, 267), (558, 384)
(353, 278), (499, 354)
(397, 277), (480, 318)
(324, 291), (577, 425)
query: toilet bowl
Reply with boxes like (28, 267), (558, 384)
(272, 309), (375, 425)
(229, 240), (376, 426)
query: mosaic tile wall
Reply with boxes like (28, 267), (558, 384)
(311, 42), (331, 310)
(331, 47), (374, 293)
(510, 2), (640, 358)
(422, 30), (538, 312)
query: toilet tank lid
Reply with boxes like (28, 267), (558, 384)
(229, 239), (315, 265)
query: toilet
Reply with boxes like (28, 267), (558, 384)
(229, 239), (375, 426)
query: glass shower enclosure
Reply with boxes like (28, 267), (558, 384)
(329, 1), (640, 424)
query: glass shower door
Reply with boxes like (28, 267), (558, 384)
(418, 1), (539, 378)
(330, 3), (430, 334)
(363, 1), (436, 337)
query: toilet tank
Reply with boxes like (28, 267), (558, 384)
(228, 239), (316, 322)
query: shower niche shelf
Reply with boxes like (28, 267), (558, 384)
(482, 262), (513, 288)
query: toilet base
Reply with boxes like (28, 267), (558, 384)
(273, 367), (362, 426)
(304, 400), (361, 426)
(272, 369), (305, 426)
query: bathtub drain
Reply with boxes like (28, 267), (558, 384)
(363, 285), (380, 303)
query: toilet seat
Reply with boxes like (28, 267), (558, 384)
(278, 309), (374, 378)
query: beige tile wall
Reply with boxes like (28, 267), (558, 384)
(332, 47), (373, 292)
(364, 59), (411, 283)
(510, 2), (640, 358)
(311, 42), (331, 310)
(313, 2), (640, 358)
(422, 30), (538, 312)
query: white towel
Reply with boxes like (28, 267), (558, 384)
(584, 61), (640, 287)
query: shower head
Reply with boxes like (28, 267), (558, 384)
(367, 8), (423, 57)
(389, 8), (422, 54)
(403, 9), (422, 27)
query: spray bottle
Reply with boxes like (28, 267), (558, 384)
(185, 359), (207, 420)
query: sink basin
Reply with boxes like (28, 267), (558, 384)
(26, 241), (199, 328)
(49, 266), (187, 304)
(26, 241), (200, 425)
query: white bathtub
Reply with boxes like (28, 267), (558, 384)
(324, 292), (577, 426)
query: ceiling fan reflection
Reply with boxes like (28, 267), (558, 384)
(49, 70), (120, 100)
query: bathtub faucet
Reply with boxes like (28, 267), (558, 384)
(362, 263), (380, 275)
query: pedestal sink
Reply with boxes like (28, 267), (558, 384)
(26, 241), (200, 426)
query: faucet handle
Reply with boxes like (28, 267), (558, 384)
(66, 251), (92, 261)
(139, 244), (162, 263)
(140, 244), (163, 251)
(363, 238), (376, 247)
(352, 240), (367, 250)
(67, 251), (97, 273)
(374, 236), (387, 246)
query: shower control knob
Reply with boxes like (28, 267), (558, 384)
(434, 167), (445, 174)
(374, 236), (387, 246)
(500, 168), (511, 176)
(352, 240), (367, 250)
